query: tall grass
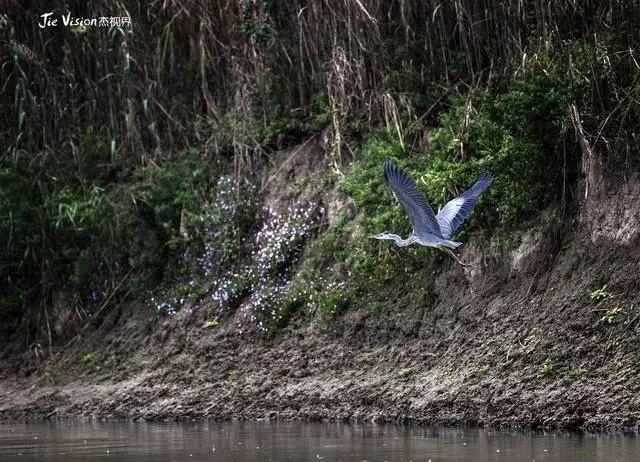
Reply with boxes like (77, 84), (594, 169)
(3, 2), (637, 162)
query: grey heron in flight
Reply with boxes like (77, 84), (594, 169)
(370, 160), (492, 266)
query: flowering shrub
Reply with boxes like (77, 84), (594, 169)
(246, 281), (291, 331)
(210, 271), (250, 309)
(196, 176), (257, 278)
(209, 203), (320, 331)
(151, 175), (257, 316)
(150, 175), (349, 332)
(252, 206), (315, 279)
(246, 204), (321, 330)
(149, 282), (193, 317)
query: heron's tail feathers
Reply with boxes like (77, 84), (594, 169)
(442, 239), (462, 250)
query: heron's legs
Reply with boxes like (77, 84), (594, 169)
(442, 247), (472, 267)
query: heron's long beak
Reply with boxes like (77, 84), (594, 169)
(368, 234), (380, 239)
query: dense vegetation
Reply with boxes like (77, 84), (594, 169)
(1, 2), (638, 347)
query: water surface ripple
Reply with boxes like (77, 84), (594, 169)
(0, 420), (638, 461)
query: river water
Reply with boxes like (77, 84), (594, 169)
(0, 420), (638, 461)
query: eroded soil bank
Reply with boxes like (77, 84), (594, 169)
(1, 167), (640, 431)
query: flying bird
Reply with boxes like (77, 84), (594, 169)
(369, 160), (492, 266)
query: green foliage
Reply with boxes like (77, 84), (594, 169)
(310, 92), (332, 127)
(251, 264), (353, 332)
(370, 301), (386, 316)
(241, 0), (273, 45)
(567, 366), (586, 380)
(590, 285), (610, 301)
(341, 133), (412, 220)
(255, 116), (307, 147)
(1, 145), (122, 319)
(118, 151), (217, 290)
(0, 140), (235, 321)
(336, 56), (588, 298)
(304, 277), (352, 327)
(604, 337), (620, 351)
(336, 68), (573, 296)
(325, 46), (633, 314)
(151, 280), (201, 317)
(490, 231), (522, 250)
(600, 307), (622, 326)
(425, 75), (573, 227)
(123, 357), (143, 376)
(539, 358), (554, 376)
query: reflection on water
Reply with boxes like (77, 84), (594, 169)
(0, 420), (638, 461)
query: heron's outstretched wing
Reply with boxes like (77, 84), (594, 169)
(383, 160), (442, 238)
(436, 175), (492, 239)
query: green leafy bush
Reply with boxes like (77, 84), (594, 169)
(425, 77), (572, 227)
(0, 143), (225, 321)
(331, 62), (585, 301)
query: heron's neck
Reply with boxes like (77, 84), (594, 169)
(390, 233), (416, 247)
